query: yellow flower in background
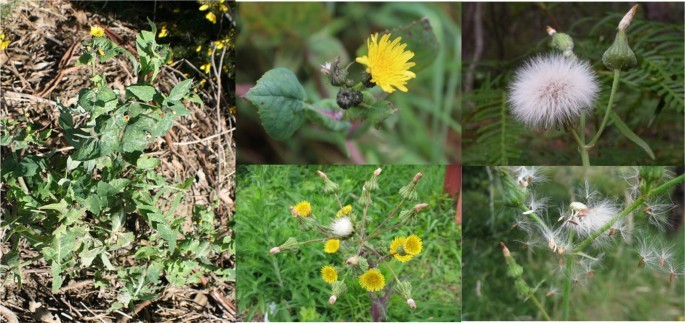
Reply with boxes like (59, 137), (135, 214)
(336, 205), (352, 217)
(356, 33), (416, 93)
(98, 49), (105, 56)
(199, 4), (209, 11)
(214, 40), (224, 50)
(321, 265), (338, 284)
(404, 234), (423, 255)
(90, 26), (105, 37)
(205, 12), (217, 24)
(389, 237), (413, 262)
(158, 25), (168, 38)
(359, 268), (385, 292)
(200, 63), (211, 74)
(196, 45), (202, 53)
(324, 239), (340, 253)
(293, 201), (312, 217)
(0, 33), (10, 50)
(220, 4), (228, 12)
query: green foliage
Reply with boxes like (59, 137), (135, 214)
(464, 7), (684, 165)
(1, 22), (232, 312)
(235, 165), (461, 321)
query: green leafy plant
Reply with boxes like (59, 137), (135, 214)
(1, 21), (232, 312)
(244, 18), (438, 142)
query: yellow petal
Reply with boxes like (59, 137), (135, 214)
(199, 4), (209, 11)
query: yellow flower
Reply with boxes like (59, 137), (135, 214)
(324, 239), (340, 253)
(205, 12), (217, 24)
(220, 4), (228, 12)
(158, 25), (168, 38)
(200, 63), (211, 74)
(293, 201), (312, 217)
(214, 40), (224, 50)
(199, 4), (209, 11)
(336, 205), (352, 217)
(321, 265), (338, 284)
(359, 268), (385, 292)
(404, 234), (422, 255)
(196, 45), (202, 53)
(0, 33), (9, 50)
(90, 26), (105, 38)
(98, 49), (105, 56)
(356, 33), (416, 93)
(389, 237), (413, 262)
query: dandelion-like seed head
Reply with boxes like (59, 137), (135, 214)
(509, 54), (599, 129)
(404, 234), (423, 256)
(321, 265), (338, 284)
(643, 200), (675, 231)
(390, 237), (413, 262)
(90, 26), (105, 38)
(356, 33), (416, 93)
(324, 239), (340, 254)
(330, 217), (353, 237)
(636, 235), (657, 268)
(359, 268), (386, 292)
(567, 200), (617, 238)
(515, 167), (545, 189)
(292, 201), (312, 217)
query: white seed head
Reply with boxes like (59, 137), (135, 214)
(515, 167), (545, 188)
(570, 202), (589, 211)
(509, 54), (599, 129)
(330, 217), (354, 237)
(643, 200), (675, 231)
(568, 200), (617, 238)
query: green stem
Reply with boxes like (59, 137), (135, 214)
(516, 204), (551, 234)
(529, 294), (552, 321)
(561, 230), (575, 320)
(587, 69), (621, 148)
(575, 173), (685, 251)
(569, 127), (590, 166)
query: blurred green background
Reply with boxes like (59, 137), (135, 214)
(235, 3), (460, 164)
(462, 166), (685, 320)
(462, 3), (684, 165)
(235, 165), (461, 321)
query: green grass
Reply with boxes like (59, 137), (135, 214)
(236, 165), (461, 321)
(462, 166), (685, 321)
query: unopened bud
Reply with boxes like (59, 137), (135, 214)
(413, 203), (429, 212)
(546, 290), (554, 297)
(500, 242), (511, 257)
(549, 29), (574, 57)
(618, 5), (638, 31)
(373, 168), (382, 176)
(346, 256), (359, 266)
(336, 88), (363, 110)
(407, 298), (416, 309)
(413, 172), (423, 183)
(269, 247), (281, 254)
(328, 295), (337, 305)
(316, 170), (328, 180)
(546, 26), (556, 35)
(361, 71), (374, 88)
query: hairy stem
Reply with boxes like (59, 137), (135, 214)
(587, 69), (621, 148)
(575, 174), (685, 251)
(530, 294), (552, 321)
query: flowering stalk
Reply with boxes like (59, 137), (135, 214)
(561, 230), (575, 320)
(586, 69), (621, 149)
(575, 173), (684, 252)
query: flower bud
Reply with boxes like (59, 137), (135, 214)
(272, 237), (299, 254)
(346, 256), (358, 266)
(413, 172), (423, 183)
(269, 247), (281, 254)
(359, 187), (372, 206)
(373, 168), (382, 176)
(336, 88), (363, 109)
(547, 26), (575, 58)
(361, 71), (374, 88)
(330, 280), (347, 299)
(407, 298), (416, 309)
(602, 6), (638, 71)
(413, 203), (429, 212)
(317, 170), (339, 194)
(328, 295), (337, 305)
(328, 57), (348, 86)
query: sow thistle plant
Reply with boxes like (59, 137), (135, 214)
(508, 5), (654, 166)
(245, 18), (438, 141)
(497, 166), (684, 320)
(269, 169), (429, 319)
(1, 21), (231, 312)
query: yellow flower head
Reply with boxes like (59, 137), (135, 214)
(404, 234), (423, 255)
(158, 25), (168, 38)
(199, 4), (209, 11)
(359, 268), (385, 292)
(214, 40), (224, 50)
(324, 239), (340, 253)
(293, 201), (312, 217)
(356, 33), (416, 93)
(220, 4), (228, 12)
(98, 49), (105, 56)
(0, 33), (9, 50)
(205, 12), (217, 24)
(200, 63), (211, 74)
(389, 237), (413, 262)
(90, 26), (105, 38)
(336, 205), (352, 217)
(321, 265), (338, 284)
